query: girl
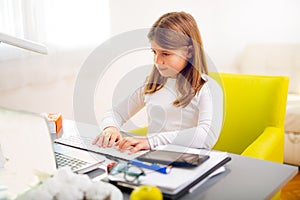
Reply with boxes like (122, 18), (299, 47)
(93, 11), (223, 153)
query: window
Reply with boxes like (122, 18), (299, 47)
(0, 0), (110, 48)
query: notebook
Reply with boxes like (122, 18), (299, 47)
(0, 107), (104, 198)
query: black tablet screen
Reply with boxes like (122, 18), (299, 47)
(136, 150), (209, 168)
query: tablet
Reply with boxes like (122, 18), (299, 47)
(136, 150), (209, 168)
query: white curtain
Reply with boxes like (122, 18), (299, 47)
(0, 0), (25, 38)
(0, 0), (110, 48)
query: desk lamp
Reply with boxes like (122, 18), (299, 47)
(0, 32), (48, 54)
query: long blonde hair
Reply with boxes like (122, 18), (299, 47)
(145, 11), (208, 107)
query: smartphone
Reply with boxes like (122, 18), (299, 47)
(136, 150), (209, 168)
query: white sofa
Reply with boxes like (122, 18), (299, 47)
(1, 44), (299, 166)
(0, 46), (94, 119)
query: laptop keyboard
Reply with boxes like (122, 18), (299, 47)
(55, 152), (89, 171)
(54, 135), (147, 161)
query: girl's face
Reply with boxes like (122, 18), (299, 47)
(150, 40), (193, 78)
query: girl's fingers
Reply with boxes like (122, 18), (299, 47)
(117, 139), (127, 151)
(108, 134), (118, 147)
(92, 134), (100, 144)
(102, 133), (111, 147)
(114, 139), (120, 146)
(119, 138), (141, 152)
(94, 128), (122, 148)
(96, 135), (105, 147)
(118, 138), (131, 152)
(129, 143), (144, 154)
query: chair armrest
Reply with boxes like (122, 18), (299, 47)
(241, 127), (284, 163)
(128, 126), (148, 136)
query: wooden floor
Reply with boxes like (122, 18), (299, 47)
(281, 167), (300, 200)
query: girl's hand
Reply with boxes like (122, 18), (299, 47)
(92, 126), (122, 148)
(116, 137), (150, 153)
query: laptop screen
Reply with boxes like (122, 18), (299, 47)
(0, 107), (57, 198)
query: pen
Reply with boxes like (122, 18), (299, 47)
(129, 159), (172, 174)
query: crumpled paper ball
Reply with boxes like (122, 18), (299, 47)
(17, 167), (111, 200)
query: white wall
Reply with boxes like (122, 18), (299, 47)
(1, 0), (300, 124)
(109, 0), (300, 72)
(92, 0), (300, 127)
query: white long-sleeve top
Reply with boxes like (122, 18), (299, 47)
(100, 74), (224, 149)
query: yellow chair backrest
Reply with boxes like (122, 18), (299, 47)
(211, 73), (289, 154)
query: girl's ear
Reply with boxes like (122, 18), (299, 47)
(186, 45), (194, 59)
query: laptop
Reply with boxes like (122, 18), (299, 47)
(0, 107), (105, 198)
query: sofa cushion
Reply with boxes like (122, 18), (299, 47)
(0, 46), (93, 92)
(285, 94), (300, 133)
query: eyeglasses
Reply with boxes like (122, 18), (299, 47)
(109, 162), (145, 183)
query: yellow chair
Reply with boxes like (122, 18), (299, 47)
(130, 73), (289, 164)
(211, 73), (289, 200)
(211, 73), (289, 164)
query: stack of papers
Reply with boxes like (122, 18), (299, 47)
(109, 145), (231, 198)
(142, 145), (229, 194)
